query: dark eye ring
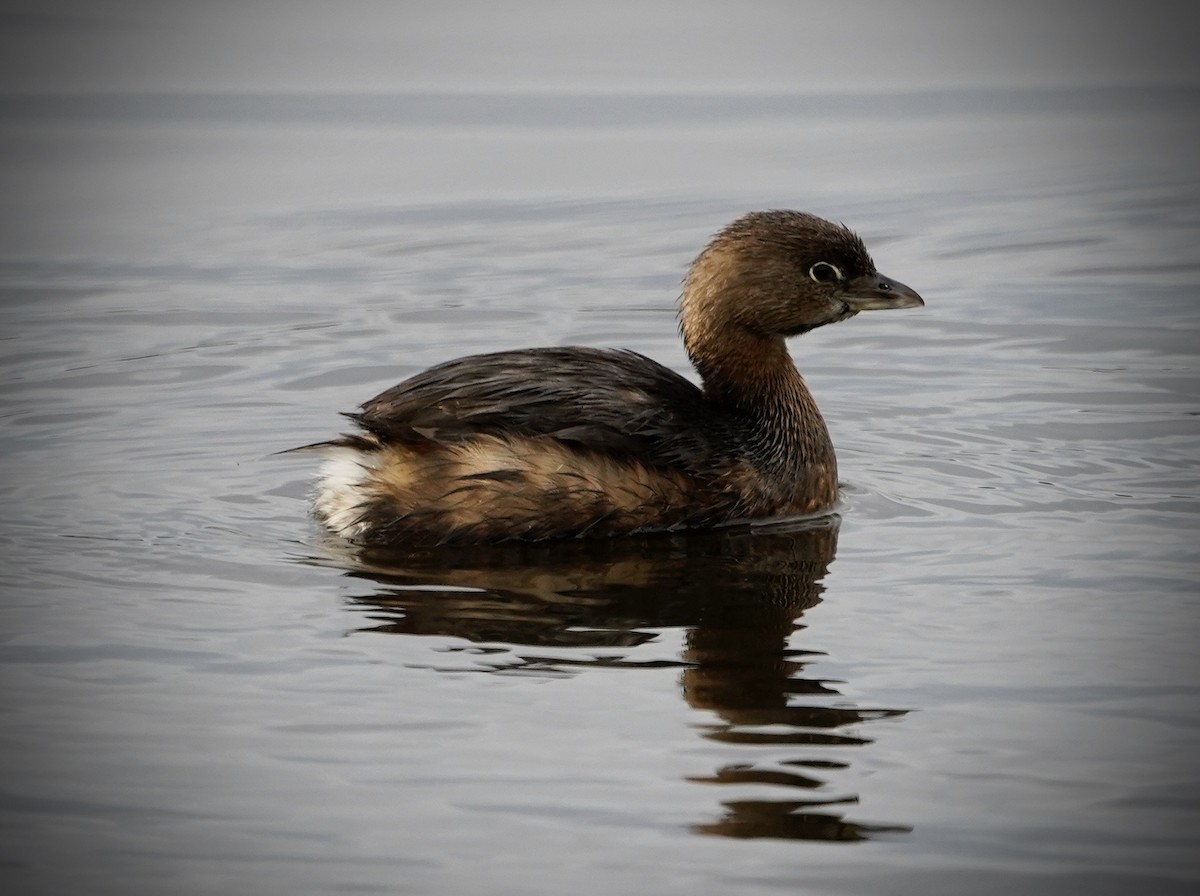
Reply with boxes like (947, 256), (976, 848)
(808, 261), (843, 284)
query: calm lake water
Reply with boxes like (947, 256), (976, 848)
(2, 87), (1199, 895)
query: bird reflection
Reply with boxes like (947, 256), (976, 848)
(309, 514), (911, 841)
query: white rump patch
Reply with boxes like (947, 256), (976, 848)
(313, 446), (379, 539)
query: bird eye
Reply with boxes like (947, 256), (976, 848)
(808, 261), (842, 284)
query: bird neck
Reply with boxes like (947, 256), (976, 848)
(686, 329), (834, 472)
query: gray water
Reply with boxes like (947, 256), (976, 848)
(2, 88), (1199, 895)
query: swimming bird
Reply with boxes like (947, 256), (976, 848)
(305, 210), (922, 545)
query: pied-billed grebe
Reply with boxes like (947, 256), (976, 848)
(305, 210), (922, 545)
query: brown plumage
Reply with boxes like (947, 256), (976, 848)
(302, 210), (923, 545)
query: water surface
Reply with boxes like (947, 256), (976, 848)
(1, 88), (1198, 895)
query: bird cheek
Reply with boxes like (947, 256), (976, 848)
(821, 295), (855, 322)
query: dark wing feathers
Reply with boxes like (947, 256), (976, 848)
(350, 347), (730, 473)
